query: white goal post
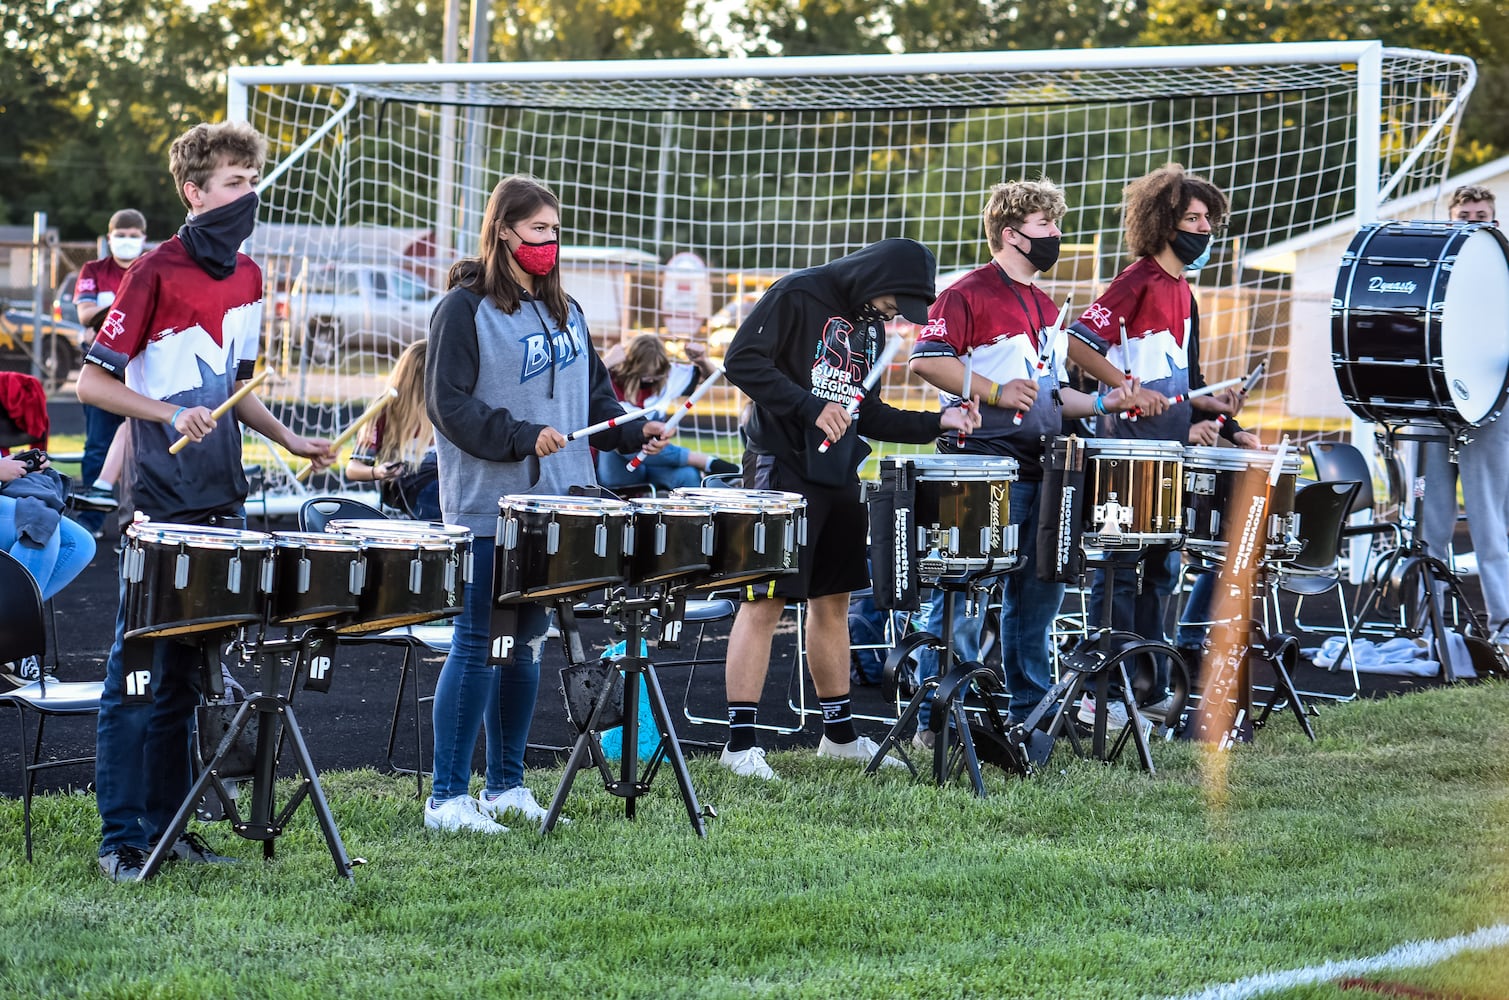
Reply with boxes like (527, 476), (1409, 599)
(227, 42), (1475, 499)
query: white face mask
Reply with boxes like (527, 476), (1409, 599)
(109, 236), (144, 261)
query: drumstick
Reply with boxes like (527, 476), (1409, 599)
(1238, 359), (1266, 395)
(1015, 299), (1070, 426)
(1119, 318), (1140, 422)
(167, 370), (270, 455)
(624, 367), (726, 471)
(957, 348), (974, 445)
(565, 402), (659, 442)
(817, 337), (902, 454)
(1164, 375), (1245, 405)
(294, 387), (397, 482)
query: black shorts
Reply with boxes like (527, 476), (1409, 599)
(743, 456), (870, 602)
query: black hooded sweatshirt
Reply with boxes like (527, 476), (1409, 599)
(725, 238), (945, 488)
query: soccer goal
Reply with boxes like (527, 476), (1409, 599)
(228, 41), (1474, 499)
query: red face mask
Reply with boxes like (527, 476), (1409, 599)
(511, 233), (559, 276)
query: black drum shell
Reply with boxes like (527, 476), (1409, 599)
(624, 500), (714, 587)
(122, 525), (273, 639)
(896, 456), (1019, 573)
(670, 488), (805, 589)
(495, 497), (630, 602)
(268, 533), (365, 625)
(1080, 439), (1184, 546)
(322, 523), (462, 634)
(1181, 448), (1302, 558)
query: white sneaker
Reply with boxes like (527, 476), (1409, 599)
(817, 734), (907, 769)
(1140, 694), (1178, 721)
(911, 729), (935, 751)
(476, 786), (568, 825)
(424, 795), (507, 834)
(719, 744), (778, 780)
(1076, 695), (1130, 730)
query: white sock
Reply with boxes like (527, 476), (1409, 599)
(92, 478), (113, 491)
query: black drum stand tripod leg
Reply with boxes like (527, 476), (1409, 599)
(638, 660), (709, 836)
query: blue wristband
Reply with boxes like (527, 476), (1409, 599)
(1093, 394), (1106, 415)
(169, 406), (186, 427)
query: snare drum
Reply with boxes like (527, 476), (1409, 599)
(122, 523), (274, 639)
(1333, 221), (1509, 436)
(1182, 446), (1303, 559)
(324, 521), (462, 633)
(331, 518), (476, 590)
(495, 495), (631, 601)
(1078, 438), (1184, 548)
(671, 488), (806, 588)
(268, 532), (366, 625)
(880, 454), (1019, 576)
(624, 498), (715, 587)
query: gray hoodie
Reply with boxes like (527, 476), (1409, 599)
(425, 287), (644, 537)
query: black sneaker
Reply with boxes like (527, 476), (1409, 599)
(165, 831), (238, 865)
(71, 484), (119, 512)
(99, 845), (150, 883)
(1, 656), (43, 688)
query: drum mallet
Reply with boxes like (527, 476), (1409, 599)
(625, 366), (726, 471)
(817, 337), (902, 454)
(566, 403), (661, 443)
(295, 387), (398, 482)
(167, 370), (270, 455)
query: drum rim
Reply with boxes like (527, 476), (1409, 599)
(125, 523), (274, 548)
(1182, 446), (1302, 473)
(272, 530), (367, 548)
(672, 487), (806, 509)
(885, 454), (1021, 471)
(627, 498), (717, 515)
(498, 494), (633, 514)
(1076, 438), (1186, 457)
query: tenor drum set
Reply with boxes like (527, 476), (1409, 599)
(491, 487), (807, 835)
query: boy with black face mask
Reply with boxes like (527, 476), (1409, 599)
(78, 121), (337, 882)
(1066, 164), (1259, 728)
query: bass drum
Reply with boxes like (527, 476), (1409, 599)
(1332, 221), (1509, 436)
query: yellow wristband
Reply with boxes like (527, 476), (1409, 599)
(985, 382), (1001, 408)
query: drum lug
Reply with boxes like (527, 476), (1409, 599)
(547, 519), (561, 556)
(175, 550), (190, 590)
(947, 527), (960, 554)
(701, 522), (715, 556)
(655, 522), (667, 556)
(227, 555), (242, 595)
(622, 522), (636, 556)
(461, 548), (474, 585)
(350, 556), (366, 596)
(503, 516), (519, 550)
(408, 557), (424, 595)
(754, 520), (766, 554)
(298, 555), (312, 594)
(260, 555), (275, 595)
(796, 512), (808, 546)
(124, 544), (145, 584)
(1187, 471), (1215, 495)
(1003, 524), (1019, 555)
(444, 558), (457, 594)
(593, 522), (607, 558)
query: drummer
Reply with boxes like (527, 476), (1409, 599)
(1066, 164), (1259, 726)
(908, 179), (1136, 743)
(718, 238), (979, 780)
(77, 121), (336, 882)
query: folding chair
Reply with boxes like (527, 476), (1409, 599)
(0, 549), (104, 860)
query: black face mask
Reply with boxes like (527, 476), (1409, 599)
(1170, 230), (1211, 267)
(178, 191), (259, 280)
(1013, 232), (1061, 273)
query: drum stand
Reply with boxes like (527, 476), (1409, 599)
(1352, 426), (1495, 682)
(542, 590), (713, 836)
(1018, 555), (1189, 775)
(867, 569), (1031, 794)
(1185, 613), (1315, 747)
(137, 626), (357, 882)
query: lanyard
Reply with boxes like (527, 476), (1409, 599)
(991, 262), (1048, 348)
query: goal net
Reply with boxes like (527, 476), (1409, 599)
(229, 42), (1474, 502)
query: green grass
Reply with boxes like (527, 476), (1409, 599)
(3, 683), (1508, 998)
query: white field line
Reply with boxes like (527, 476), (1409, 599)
(1162, 922), (1509, 1000)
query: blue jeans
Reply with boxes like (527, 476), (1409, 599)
(430, 535), (548, 801)
(595, 445), (702, 492)
(78, 403), (124, 533)
(96, 565), (203, 854)
(1175, 561), (1217, 650)
(916, 480), (1063, 727)
(1089, 543), (1179, 697)
(0, 495), (96, 600)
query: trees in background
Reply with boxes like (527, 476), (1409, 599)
(3, 0), (1506, 239)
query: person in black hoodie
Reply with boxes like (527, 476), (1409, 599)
(720, 238), (979, 780)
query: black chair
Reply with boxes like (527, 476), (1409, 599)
(0, 549), (104, 860)
(298, 496), (447, 796)
(1269, 480), (1365, 701)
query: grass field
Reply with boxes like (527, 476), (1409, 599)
(3, 682), (1506, 998)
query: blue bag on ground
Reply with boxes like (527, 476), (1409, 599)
(598, 639), (660, 763)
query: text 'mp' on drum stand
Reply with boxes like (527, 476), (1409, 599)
(863, 454), (1034, 793)
(1331, 218), (1509, 680)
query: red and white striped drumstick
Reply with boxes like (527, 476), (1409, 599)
(817, 336), (902, 454)
(625, 366), (726, 471)
(1163, 374), (1245, 406)
(1015, 298), (1070, 426)
(1119, 318), (1140, 422)
(565, 402), (660, 442)
(957, 348), (974, 445)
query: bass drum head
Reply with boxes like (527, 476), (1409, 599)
(1441, 225), (1509, 425)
